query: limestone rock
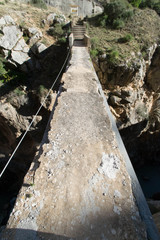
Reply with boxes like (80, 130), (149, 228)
(109, 95), (122, 106)
(0, 102), (29, 135)
(1, 49), (9, 58)
(44, 0), (102, 17)
(92, 44), (160, 129)
(47, 13), (66, 26)
(11, 50), (29, 65)
(0, 16), (30, 67)
(27, 27), (42, 45)
(0, 17), (5, 27)
(47, 13), (57, 25)
(146, 46), (160, 91)
(13, 38), (29, 53)
(31, 42), (47, 55)
(28, 27), (42, 38)
(0, 15), (15, 28)
(0, 101), (43, 138)
(0, 25), (23, 50)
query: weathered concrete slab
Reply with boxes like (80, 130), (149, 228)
(0, 47), (148, 240)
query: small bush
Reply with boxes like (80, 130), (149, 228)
(49, 24), (65, 42)
(140, 0), (160, 15)
(118, 33), (134, 43)
(0, 57), (7, 76)
(58, 37), (67, 44)
(104, 0), (133, 25)
(54, 24), (64, 37)
(128, 0), (142, 7)
(19, 21), (26, 29)
(153, 2), (160, 15)
(14, 87), (25, 96)
(90, 49), (99, 58)
(107, 48), (119, 64)
(90, 37), (99, 49)
(145, 0), (158, 8)
(98, 14), (108, 27)
(113, 19), (125, 29)
(31, 0), (47, 9)
(23, 35), (29, 44)
(38, 85), (48, 97)
(0, 68), (26, 86)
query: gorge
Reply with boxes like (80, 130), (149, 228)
(0, 0), (160, 238)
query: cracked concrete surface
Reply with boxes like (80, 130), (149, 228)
(0, 46), (147, 240)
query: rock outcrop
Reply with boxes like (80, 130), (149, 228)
(44, 0), (103, 17)
(93, 44), (160, 130)
(0, 15), (47, 71)
(0, 5), (69, 229)
(0, 15), (29, 67)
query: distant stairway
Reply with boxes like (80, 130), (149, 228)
(72, 21), (86, 46)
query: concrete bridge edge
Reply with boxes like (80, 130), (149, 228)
(90, 63), (160, 240)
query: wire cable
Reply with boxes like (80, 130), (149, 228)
(0, 49), (71, 179)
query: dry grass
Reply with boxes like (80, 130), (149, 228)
(0, 1), (62, 46)
(88, 7), (160, 65)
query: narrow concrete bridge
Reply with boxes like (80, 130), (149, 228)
(1, 43), (159, 240)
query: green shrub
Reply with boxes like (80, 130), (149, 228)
(145, 0), (158, 8)
(118, 33), (134, 43)
(128, 0), (142, 7)
(113, 19), (125, 29)
(31, 0), (47, 9)
(23, 35), (29, 44)
(49, 24), (65, 41)
(19, 21), (26, 29)
(14, 87), (25, 96)
(0, 58), (7, 76)
(98, 14), (108, 27)
(54, 24), (64, 37)
(0, 68), (26, 86)
(90, 49), (99, 58)
(104, 0), (133, 25)
(140, 0), (160, 15)
(107, 48), (119, 64)
(58, 37), (67, 44)
(153, 2), (160, 15)
(38, 85), (48, 97)
(90, 37), (99, 49)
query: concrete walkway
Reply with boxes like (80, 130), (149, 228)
(1, 46), (148, 240)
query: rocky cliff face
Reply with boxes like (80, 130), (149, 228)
(0, 8), (68, 226)
(19, 0), (103, 17)
(92, 39), (160, 200)
(93, 44), (158, 129)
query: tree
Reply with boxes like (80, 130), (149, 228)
(104, 0), (133, 26)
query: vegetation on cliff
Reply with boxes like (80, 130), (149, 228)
(88, 0), (160, 66)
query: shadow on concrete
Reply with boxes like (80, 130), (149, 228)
(74, 40), (85, 47)
(0, 209), (148, 240)
(0, 228), (71, 240)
